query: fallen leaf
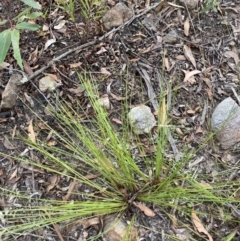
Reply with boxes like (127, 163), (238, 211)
(54, 20), (66, 29)
(203, 78), (212, 88)
(47, 140), (57, 146)
(134, 202), (155, 217)
(101, 67), (111, 77)
(224, 51), (240, 65)
(69, 62), (82, 68)
(96, 47), (107, 55)
(62, 179), (76, 201)
(81, 217), (100, 229)
(206, 88), (213, 100)
(9, 168), (18, 180)
(182, 69), (201, 82)
(68, 87), (85, 97)
(3, 136), (15, 150)
(0, 62), (10, 69)
(112, 118), (123, 125)
(28, 119), (36, 143)
(44, 38), (56, 50)
(84, 174), (101, 179)
(110, 92), (127, 101)
(184, 17), (190, 36)
(175, 55), (186, 60)
(46, 174), (59, 193)
(165, 57), (171, 72)
(24, 92), (34, 107)
(44, 73), (60, 82)
(191, 211), (213, 241)
(183, 45), (196, 68)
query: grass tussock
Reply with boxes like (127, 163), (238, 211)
(0, 75), (239, 240)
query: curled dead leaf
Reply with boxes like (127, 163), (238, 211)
(182, 69), (201, 82)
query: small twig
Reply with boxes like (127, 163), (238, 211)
(231, 87), (240, 106)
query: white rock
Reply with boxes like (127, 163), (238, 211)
(128, 105), (156, 135)
(211, 97), (240, 149)
(39, 76), (59, 92)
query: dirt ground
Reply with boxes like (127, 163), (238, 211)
(0, 0), (240, 240)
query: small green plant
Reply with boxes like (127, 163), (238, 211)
(54, 0), (105, 21)
(0, 0), (42, 69)
(201, 0), (221, 12)
(53, 0), (76, 22)
(0, 75), (239, 240)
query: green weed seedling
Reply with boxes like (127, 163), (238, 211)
(0, 0), (42, 69)
(201, 0), (221, 13)
(0, 75), (239, 240)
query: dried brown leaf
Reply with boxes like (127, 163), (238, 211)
(112, 118), (123, 125)
(165, 57), (171, 72)
(101, 67), (112, 77)
(203, 78), (212, 88)
(62, 179), (76, 201)
(69, 62), (82, 68)
(68, 87), (85, 97)
(110, 92), (127, 101)
(134, 202), (155, 217)
(191, 211), (213, 241)
(183, 45), (196, 68)
(9, 168), (18, 180)
(81, 217), (100, 229)
(182, 69), (201, 82)
(47, 140), (57, 146)
(184, 17), (190, 36)
(3, 136), (15, 150)
(206, 88), (213, 100)
(175, 55), (186, 60)
(46, 174), (59, 193)
(24, 92), (34, 107)
(224, 51), (240, 65)
(28, 119), (36, 143)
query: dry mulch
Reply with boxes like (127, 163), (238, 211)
(0, 0), (240, 240)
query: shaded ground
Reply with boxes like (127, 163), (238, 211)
(0, 0), (240, 240)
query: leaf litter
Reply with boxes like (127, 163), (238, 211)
(0, 0), (240, 240)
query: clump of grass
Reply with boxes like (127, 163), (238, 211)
(0, 75), (239, 240)
(54, 0), (106, 22)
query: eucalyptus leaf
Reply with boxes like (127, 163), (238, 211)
(16, 22), (40, 31)
(11, 29), (23, 69)
(0, 29), (12, 63)
(21, 0), (42, 10)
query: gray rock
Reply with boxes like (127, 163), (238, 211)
(0, 73), (22, 110)
(102, 3), (133, 30)
(163, 30), (178, 44)
(211, 97), (240, 149)
(128, 105), (156, 135)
